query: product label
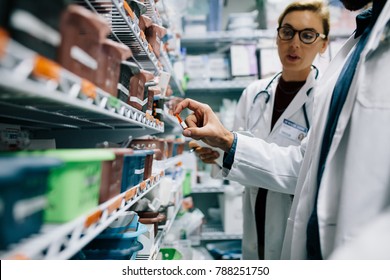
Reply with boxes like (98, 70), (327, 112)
(70, 46), (98, 70)
(13, 195), (47, 222)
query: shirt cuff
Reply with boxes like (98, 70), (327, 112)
(222, 131), (237, 170)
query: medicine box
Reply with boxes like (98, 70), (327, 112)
(35, 149), (115, 223)
(0, 156), (62, 249)
(99, 148), (134, 203)
(121, 150), (151, 192)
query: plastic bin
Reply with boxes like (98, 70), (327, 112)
(166, 139), (174, 158)
(206, 240), (242, 260)
(145, 24), (167, 58)
(99, 148), (134, 203)
(127, 0), (147, 19)
(57, 5), (110, 84)
(128, 69), (154, 112)
(82, 240), (143, 260)
(130, 138), (167, 160)
(0, 156), (62, 249)
(152, 96), (165, 122)
(84, 221), (148, 250)
(172, 141), (185, 156)
(97, 39), (132, 97)
(102, 211), (138, 235)
(137, 211), (166, 237)
(121, 150), (149, 192)
(143, 149), (154, 180)
(118, 62), (135, 103)
(159, 248), (183, 260)
(146, 85), (160, 115)
(8, 0), (72, 60)
(30, 149), (115, 223)
(138, 15), (152, 32)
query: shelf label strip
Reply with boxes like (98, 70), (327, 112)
(84, 209), (102, 228)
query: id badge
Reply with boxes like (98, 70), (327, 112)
(279, 119), (308, 142)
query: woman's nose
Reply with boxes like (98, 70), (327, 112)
(290, 33), (301, 47)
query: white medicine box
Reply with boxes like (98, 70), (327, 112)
(218, 183), (244, 235)
(230, 44), (258, 77)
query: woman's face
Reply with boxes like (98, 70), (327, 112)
(277, 10), (328, 80)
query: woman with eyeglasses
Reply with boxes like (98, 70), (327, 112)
(190, 0), (329, 260)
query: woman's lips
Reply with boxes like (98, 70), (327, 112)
(287, 54), (300, 61)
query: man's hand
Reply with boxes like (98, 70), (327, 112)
(174, 98), (234, 152)
(189, 140), (220, 164)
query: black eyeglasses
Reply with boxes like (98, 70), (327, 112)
(277, 26), (326, 44)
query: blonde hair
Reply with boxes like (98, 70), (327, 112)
(278, 0), (330, 38)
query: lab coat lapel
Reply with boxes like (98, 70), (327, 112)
(324, 12), (388, 169)
(270, 71), (316, 133)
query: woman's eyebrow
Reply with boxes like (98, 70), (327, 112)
(281, 23), (317, 32)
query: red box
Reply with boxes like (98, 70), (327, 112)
(97, 40), (132, 97)
(57, 5), (110, 84)
(100, 148), (134, 203)
(128, 70), (154, 111)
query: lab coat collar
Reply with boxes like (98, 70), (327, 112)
(270, 69), (317, 132)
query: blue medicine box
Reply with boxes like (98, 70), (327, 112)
(0, 156), (62, 249)
(121, 150), (154, 192)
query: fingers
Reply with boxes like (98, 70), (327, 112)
(193, 147), (220, 164)
(182, 114), (204, 138)
(173, 98), (210, 115)
(185, 114), (199, 128)
(173, 98), (220, 141)
(188, 140), (201, 149)
(182, 126), (208, 139)
(173, 98), (190, 115)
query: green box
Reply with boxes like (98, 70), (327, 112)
(37, 149), (115, 223)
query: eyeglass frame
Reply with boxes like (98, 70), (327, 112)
(277, 26), (327, 44)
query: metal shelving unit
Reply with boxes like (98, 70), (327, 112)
(142, 0), (163, 26)
(0, 170), (164, 260)
(190, 183), (242, 241)
(181, 29), (275, 54)
(0, 0), (187, 261)
(0, 31), (164, 146)
(136, 159), (185, 260)
(201, 223), (242, 241)
(0, 154), (184, 260)
(81, 0), (185, 98)
(181, 30), (263, 111)
(136, 198), (183, 260)
(191, 184), (226, 193)
(77, 0), (161, 75)
(186, 79), (255, 92)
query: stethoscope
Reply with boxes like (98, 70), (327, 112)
(250, 65), (319, 130)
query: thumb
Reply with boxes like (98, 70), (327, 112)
(182, 127), (204, 139)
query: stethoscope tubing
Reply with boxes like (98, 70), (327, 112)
(248, 65), (319, 131)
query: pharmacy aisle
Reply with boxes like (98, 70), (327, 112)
(0, 0), (356, 262)
(0, 0), (188, 261)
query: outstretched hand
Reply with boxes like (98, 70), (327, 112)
(173, 98), (234, 152)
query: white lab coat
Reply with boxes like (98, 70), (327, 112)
(221, 68), (318, 259)
(224, 2), (390, 259)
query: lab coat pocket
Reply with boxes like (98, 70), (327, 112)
(358, 19), (390, 109)
(357, 46), (390, 109)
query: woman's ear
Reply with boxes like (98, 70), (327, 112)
(320, 39), (329, 54)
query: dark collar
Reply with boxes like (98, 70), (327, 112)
(355, 8), (372, 38)
(355, 0), (387, 38)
